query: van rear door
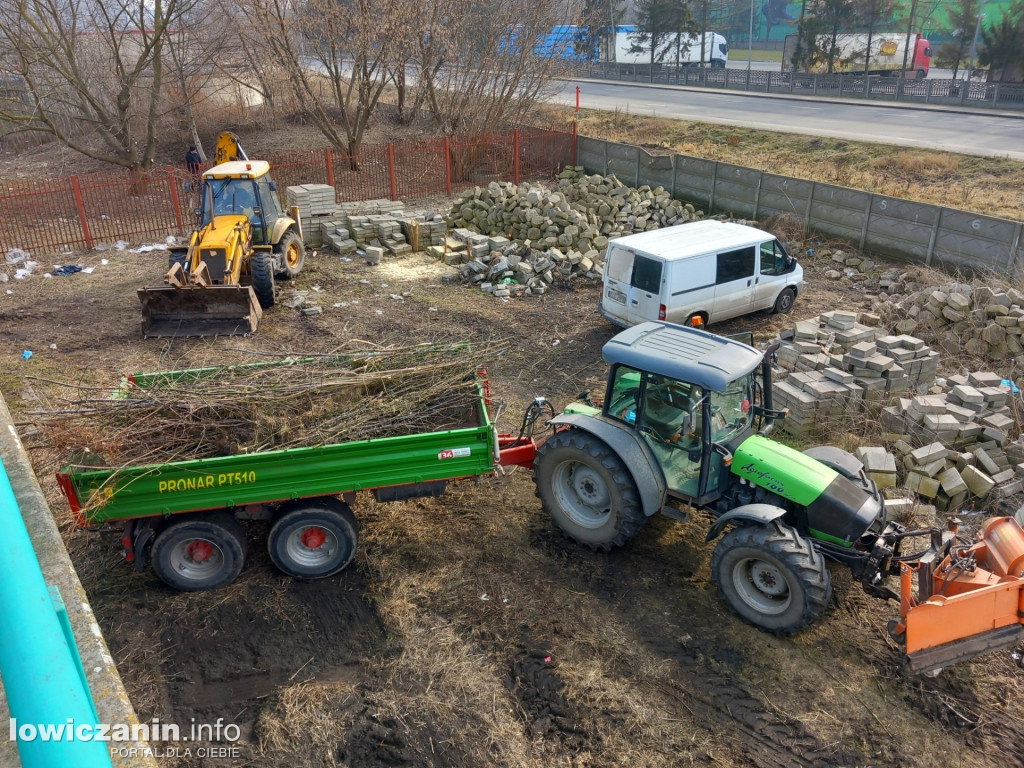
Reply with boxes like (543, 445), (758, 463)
(601, 246), (634, 325)
(626, 254), (663, 324)
(712, 245), (756, 321)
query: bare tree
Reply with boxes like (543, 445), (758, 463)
(0, 0), (195, 170)
(236, 0), (399, 159)
(414, 0), (575, 136)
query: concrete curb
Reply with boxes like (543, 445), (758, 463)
(0, 392), (157, 768)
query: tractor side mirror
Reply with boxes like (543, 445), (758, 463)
(269, 181), (277, 192)
(687, 448), (701, 463)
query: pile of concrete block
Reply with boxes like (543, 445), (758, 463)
(431, 232), (602, 298)
(855, 436), (1024, 513)
(771, 311), (940, 436)
(874, 284), (1024, 363)
(287, 184), (338, 246)
(447, 169), (704, 256)
(306, 200), (447, 259)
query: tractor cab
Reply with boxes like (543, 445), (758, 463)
(597, 322), (771, 505)
(199, 160), (286, 245)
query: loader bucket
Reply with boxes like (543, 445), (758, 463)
(138, 284), (262, 338)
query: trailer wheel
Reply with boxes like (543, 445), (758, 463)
(274, 230), (305, 279)
(268, 498), (358, 579)
(251, 250), (275, 308)
(535, 429), (646, 551)
(151, 512), (247, 591)
(711, 521), (831, 633)
(772, 288), (796, 314)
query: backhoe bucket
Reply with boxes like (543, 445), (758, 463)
(138, 284), (262, 338)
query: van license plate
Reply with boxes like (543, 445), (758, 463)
(606, 288), (626, 304)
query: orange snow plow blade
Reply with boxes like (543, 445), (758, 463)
(897, 516), (1024, 674)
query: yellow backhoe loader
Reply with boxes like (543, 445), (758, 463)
(138, 132), (307, 338)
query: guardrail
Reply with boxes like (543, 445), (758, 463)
(577, 63), (1024, 111)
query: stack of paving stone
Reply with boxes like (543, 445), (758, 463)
(771, 311), (940, 436)
(315, 201), (447, 258)
(287, 184), (337, 246)
(874, 284), (1024, 362)
(447, 169), (706, 256)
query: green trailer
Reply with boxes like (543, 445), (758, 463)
(56, 367), (539, 591)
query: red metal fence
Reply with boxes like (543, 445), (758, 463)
(0, 124), (576, 257)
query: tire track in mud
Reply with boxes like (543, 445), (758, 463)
(645, 638), (837, 768)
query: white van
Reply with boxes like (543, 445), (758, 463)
(599, 221), (804, 328)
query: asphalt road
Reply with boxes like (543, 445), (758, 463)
(553, 79), (1024, 160)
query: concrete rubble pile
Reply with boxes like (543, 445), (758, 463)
(447, 167), (704, 256)
(873, 283), (1024, 363)
(771, 310), (940, 436)
(435, 228), (602, 298)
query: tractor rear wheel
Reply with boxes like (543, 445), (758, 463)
(274, 230), (305, 279)
(268, 498), (358, 579)
(535, 429), (646, 550)
(151, 511), (247, 591)
(711, 522), (831, 633)
(251, 250), (275, 309)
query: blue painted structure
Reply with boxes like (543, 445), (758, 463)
(0, 457), (112, 768)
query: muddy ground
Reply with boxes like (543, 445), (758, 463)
(2, 209), (1023, 768)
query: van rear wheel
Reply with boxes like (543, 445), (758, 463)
(773, 288), (795, 315)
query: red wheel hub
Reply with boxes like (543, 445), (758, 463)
(187, 540), (213, 562)
(301, 527), (327, 549)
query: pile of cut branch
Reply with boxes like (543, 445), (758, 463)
(36, 340), (504, 470)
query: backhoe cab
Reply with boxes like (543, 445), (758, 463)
(534, 322), (1024, 673)
(138, 133), (306, 338)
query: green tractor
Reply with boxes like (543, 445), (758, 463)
(534, 321), (908, 634)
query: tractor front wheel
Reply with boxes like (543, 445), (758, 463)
(251, 250), (275, 309)
(534, 429), (646, 550)
(268, 498), (358, 579)
(274, 230), (305, 279)
(151, 512), (247, 591)
(711, 522), (831, 633)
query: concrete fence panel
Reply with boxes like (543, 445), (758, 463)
(758, 174), (813, 221)
(606, 143), (643, 186)
(864, 197), (939, 264)
(671, 156), (716, 211)
(708, 164), (760, 220)
(931, 209), (1022, 274)
(576, 137), (609, 175)
(806, 185), (871, 245)
(636, 150), (676, 192)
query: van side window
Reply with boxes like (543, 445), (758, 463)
(632, 255), (662, 293)
(759, 240), (789, 275)
(716, 246), (755, 284)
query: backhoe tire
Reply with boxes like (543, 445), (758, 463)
(151, 511), (247, 592)
(268, 498), (358, 580)
(251, 250), (275, 309)
(711, 521), (831, 634)
(534, 428), (646, 551)
(274, 230), (305, 279)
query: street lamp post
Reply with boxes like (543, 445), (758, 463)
(966, 11), (984, 82)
